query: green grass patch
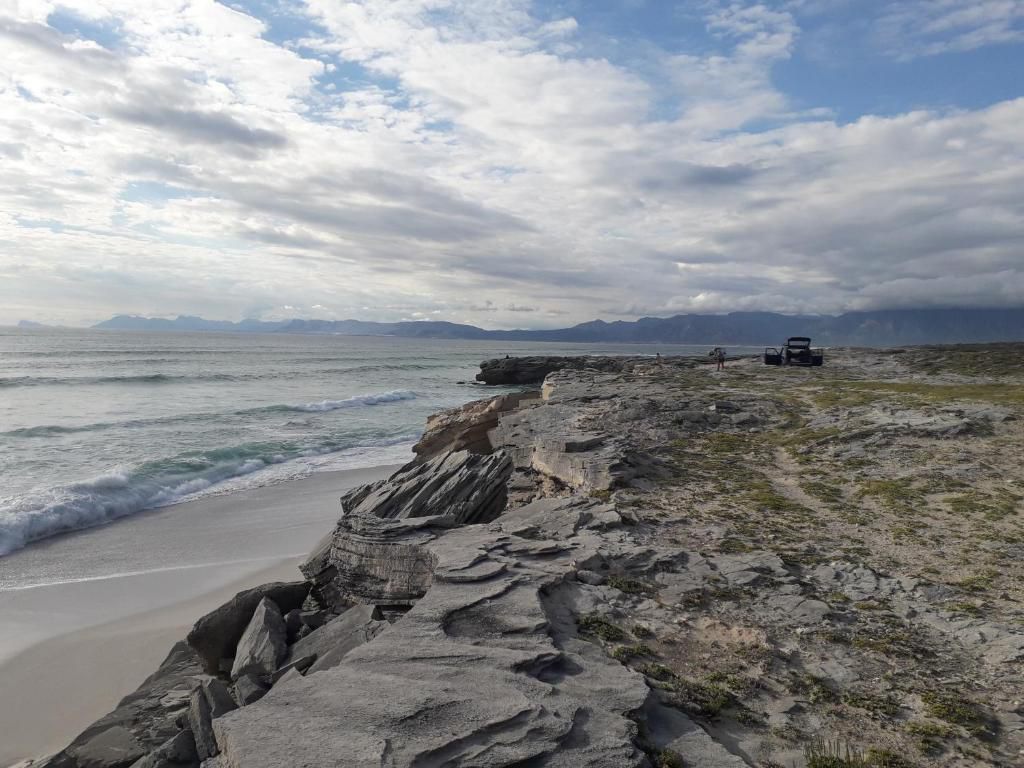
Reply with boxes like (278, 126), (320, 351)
(811, 379), (1024, 408)
(921, 689), (992, 736)
(948, 490), (1019, 522)
(606, 575), (656, 595)
(955, 568), (999, 593)
(639, 662), (676, 682)
(670, 678), (734, 717)
(577, 614), (628, 642)
(610, 643), (654, 662)
(652, 749), (686, 768)
(842, 691), (901, 718)
(857, 480), (925, 513)
(802, 480), (846, 505)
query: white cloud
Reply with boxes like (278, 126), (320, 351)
(875, 0), (1024, 59)
(0, 0), (1021, 328)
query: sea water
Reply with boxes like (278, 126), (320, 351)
(0, 328), (749, 557)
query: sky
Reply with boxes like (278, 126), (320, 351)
(1, 0), (1023, 329)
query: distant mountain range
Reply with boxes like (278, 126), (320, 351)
(91, 308), (1024, 346)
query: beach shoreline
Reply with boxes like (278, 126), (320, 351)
(0, 463), (399, 767)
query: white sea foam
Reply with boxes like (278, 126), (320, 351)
(0, 433), (416, 557)
(284, 390), (417, 413)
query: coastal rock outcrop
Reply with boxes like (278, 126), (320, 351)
(209, 496), (653, 768)
(412, 392), (538, 461)
(33, 348), (1024, 768)
(475, 355), (642, 385)
(339, 449), (512, 524)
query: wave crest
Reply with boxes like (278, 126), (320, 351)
(261, 390), (418, 414)
(0, 433), (416, 557)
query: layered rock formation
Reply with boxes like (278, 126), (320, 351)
(28, 347), (1024, 768)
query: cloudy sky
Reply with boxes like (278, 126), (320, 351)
(1, 0), (1023, 328)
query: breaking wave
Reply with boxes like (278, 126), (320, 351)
(0, 433), (416, 557)
(255, 390), (418, 414)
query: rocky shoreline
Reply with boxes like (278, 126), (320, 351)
(23, 347), (1024, 767)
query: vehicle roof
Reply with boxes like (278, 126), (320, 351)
(786, 336), (811, 343)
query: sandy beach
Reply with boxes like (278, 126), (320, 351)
(0, 463), (399, 767)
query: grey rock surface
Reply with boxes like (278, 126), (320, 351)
(231, 675), (267, 707)
(229, 597), (287, 681)
(412, 392), (538, 460)
(65, 726), (146, 768)
(286, 603), (386, 675)
(212, 497), (652, 767)
(186, 689), (215, 761)
(339, 449), (513, 525)
(186, 582), (307, 675)
(127, 729), (197, 768)
(199, 680), (237, 720)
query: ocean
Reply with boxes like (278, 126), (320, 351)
(0, 328), (751, 558)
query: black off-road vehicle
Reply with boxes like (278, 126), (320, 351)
(764, 337), (824, 367)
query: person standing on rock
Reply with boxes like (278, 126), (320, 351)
(715, 347), (727, 371)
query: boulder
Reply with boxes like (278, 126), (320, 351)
(199, 680), (237, 720)
(230, 598), (288, 681)
(186, 582), (308, 675)
(186, 690), (215, 761)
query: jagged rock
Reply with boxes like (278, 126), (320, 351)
(187, 582), (308, 675)
(230, 598), (288, 680)
(186, 690), (215, 761)
(339, 449), (513, 525)
(127, 729), (197, 768)
(65, 726), (146, 768)
(184, 680), (236, 762)
(300, 451), (513, 611)
(286, 604), (387, 675)
(232, 675), (267, 707)
(199, 680), (237, 720)
(36, 642), (204, 768)
(412, 392), (538, 461)
(211, 497), (652, 767)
